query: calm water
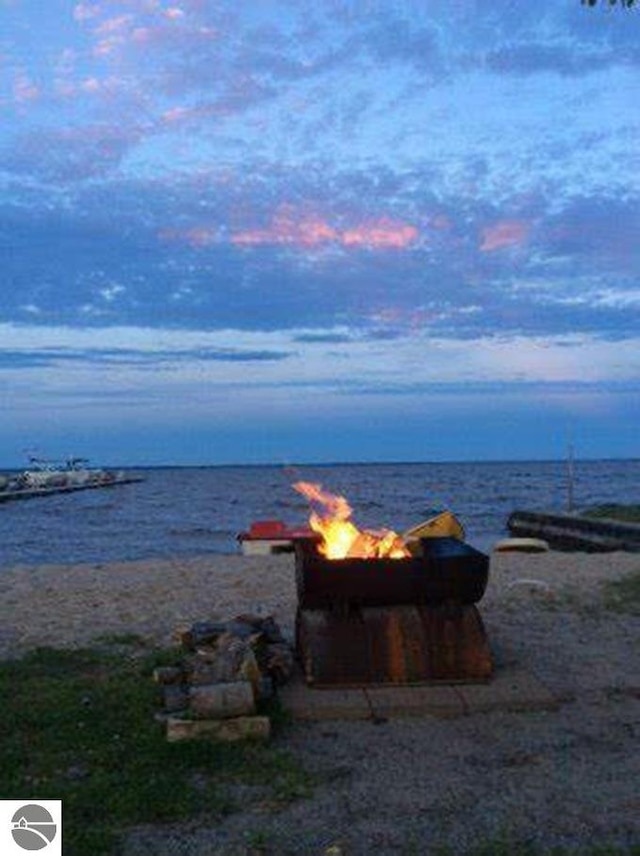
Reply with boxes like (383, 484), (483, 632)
(0, 460), (638, 568)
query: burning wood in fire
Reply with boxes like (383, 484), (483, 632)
(293, 480), (409, 560)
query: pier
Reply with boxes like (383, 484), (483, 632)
(507, 510), (640, 552)
(0, 476), (144, 504)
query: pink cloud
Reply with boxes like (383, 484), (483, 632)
(231, 208), (418, 251)
(93, 35), (125, 57)
(13, 74), (40, 103)
(232, 210), (338, 248)
(76, 1), (215, 62)
(161, 208), (419, 253)
(81, 77), (102, 93)
(342, 218), (418, 249)
(131, 26), (153, 44)
(95, 14), (134, 35)
(161, 105), (192, 123)
(73, 3), (101, 22)
(479, 219), (530, 252)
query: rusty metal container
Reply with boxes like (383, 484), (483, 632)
(294, 536), (489, 610)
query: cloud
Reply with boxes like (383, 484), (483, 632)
(1, 2), (638, 352)
(483, 42), (619, 76)
(13, 73), (40, 103)
(540, 195), (640, 269)
(183, 206), (421, 251)
(342, 219), (419, 249)
(0, 344), (292, 371)
(73, 3), (101, 23)
(1, 324), (637, 400)
(2, 123), (142, 181)
(480, 220), (531, 252)
(293, 331), (354, 344)
(358, 14), (442, 71)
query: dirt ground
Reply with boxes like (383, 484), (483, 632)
(1, 550), (639, 854)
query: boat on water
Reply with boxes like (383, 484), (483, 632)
(0, 456), (144, 502)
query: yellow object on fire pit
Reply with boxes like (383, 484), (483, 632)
(403, 510), (465, 545)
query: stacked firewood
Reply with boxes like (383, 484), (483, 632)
(154, 614), (294, 742)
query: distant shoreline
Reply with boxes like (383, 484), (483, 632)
(2, 456), (639, 473)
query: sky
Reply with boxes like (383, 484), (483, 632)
(1, 0), (639, 466)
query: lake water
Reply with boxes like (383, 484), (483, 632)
(0, 459), (638, 568)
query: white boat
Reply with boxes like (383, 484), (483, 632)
(0, 455), (143, 502)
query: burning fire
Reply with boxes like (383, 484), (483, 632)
(293, 481), (410, 560)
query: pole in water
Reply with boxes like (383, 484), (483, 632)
(567, 441), (575, 513)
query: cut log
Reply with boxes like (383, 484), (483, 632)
(187, 637), (256, 685)
(237, 647), (262, 698)
(188, 681), (255, 719)
(265, 642), (295, 685)
(166, 715), (271, 742)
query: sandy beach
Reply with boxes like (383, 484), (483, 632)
(1, 550), (639, 854)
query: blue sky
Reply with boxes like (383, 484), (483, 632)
(1, 0), (639, 466)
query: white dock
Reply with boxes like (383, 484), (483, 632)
(0, 476), (144, 504)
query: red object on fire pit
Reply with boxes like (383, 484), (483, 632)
(294, 537), (493, 687)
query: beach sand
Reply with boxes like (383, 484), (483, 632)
(1, 550), (639, 854)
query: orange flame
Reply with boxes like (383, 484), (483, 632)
(293, 481), (410, 560)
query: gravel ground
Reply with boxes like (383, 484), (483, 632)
(1, 550), (639, 854)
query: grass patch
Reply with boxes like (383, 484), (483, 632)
(0, 641), (314, 856)
(582, 504), (640, 523)
(602, 569), (640, 615)
(431, 840), (640, 856)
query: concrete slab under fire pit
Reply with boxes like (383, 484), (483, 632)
(279, 665), (559, 721)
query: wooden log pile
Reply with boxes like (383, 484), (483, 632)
(154, 614), (295, 742)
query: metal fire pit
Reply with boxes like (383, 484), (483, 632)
(295, 537), (493, 687)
